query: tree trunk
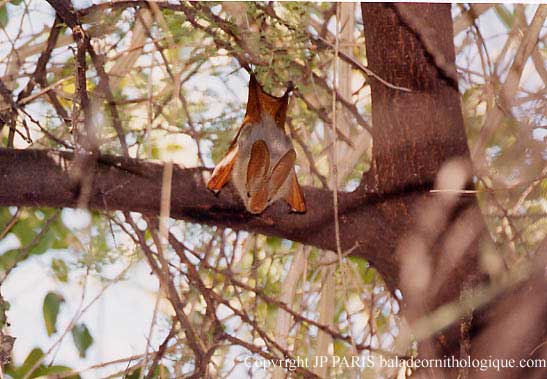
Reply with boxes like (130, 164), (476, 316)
(361, 4), (547, 379)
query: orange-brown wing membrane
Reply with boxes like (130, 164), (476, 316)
(246, 140), (270, 194)
(207, 144), (239, 193)
(274, 92), (289, 130)
(285, 171), (306, 213)
(243, 74), (263, 125)
(269, 149), (296, 197)
(248, 185), (269, 214)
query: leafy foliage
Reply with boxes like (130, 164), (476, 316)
(4, 348), (81, 379)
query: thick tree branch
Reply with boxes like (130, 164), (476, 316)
(0, 147), (463, 289)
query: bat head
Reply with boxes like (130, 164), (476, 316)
(243, 74), (292, 131)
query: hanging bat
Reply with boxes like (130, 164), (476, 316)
(207, 74), (306, 214)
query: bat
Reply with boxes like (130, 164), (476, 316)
(207, 74), (306, 214)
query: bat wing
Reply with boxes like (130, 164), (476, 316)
(246, 140), (271, 214)
(269, 149), (296, 197)
(207, 143), (239, 193)
(285, 171), (306, 213)
(246, 140), (270, 194)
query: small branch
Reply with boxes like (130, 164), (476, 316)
(126, 213), (207, 369)
(87, 47), (129, 156)
(0, 208), (20, 240)
(47, 0), (128, 156)
(16, 16), (62, 103)
(144, 320), (177, 379)
(0, 290), (15, 367)
(471, 5), (547, 168)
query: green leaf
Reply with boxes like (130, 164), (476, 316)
(0, 249), (19, 273)
(152, 364), (170, 378)
(0, 6), (7, 28)
(266, 236), (282, 250)
(10, 0), (23, 5)
(5, 349), (81, 379)
(9, 209), (69, 257)
(333, 340), (348, 356)
(33, 365), (81, 379)
(0, 208), (12, 226)
(71, 323), (93, 358)
(540, 179), (547, 199)
(15, 348), (44, 378)
(376, 313), (388, 332)
(349, 256), (376, 284)
(51, 258), (69, 282)
(43, 292), (64, 336)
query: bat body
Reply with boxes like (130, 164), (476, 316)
(232, 114), (294, 212)
(207, 74), (306, 214)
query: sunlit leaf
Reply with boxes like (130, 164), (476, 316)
(266, 236), (283, 250)
(126, 368), (142, 379)
(127, 365), (170, 379)
(13, 348), (44, 378)
(43, 292), (64, 336)
(33, 365), (81, 379)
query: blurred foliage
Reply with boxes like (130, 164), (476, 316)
(459, 4), (546, 262)
(4, 348), (80, 379)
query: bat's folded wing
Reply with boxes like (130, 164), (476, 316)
(285, 172), (306, 213)
(207, 144), (239, 193)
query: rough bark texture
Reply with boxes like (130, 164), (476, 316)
(360, 3), (481, 370)
(361, 4), (467, 194)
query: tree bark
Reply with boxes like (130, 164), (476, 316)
(360, 3), (466, 195)
(361, 4), (547, 379)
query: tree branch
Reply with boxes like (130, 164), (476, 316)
(0, 147), (458, 289)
